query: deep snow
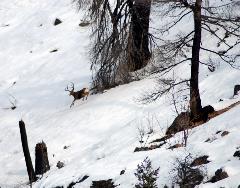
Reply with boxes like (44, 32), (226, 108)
(0, 0), (240, 187)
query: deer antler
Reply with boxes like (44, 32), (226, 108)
(65, 82), (74, 92)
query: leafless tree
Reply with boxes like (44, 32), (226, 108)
(128, 0), (152, 71)
(144, 0), (240, 121)
(75, 0), (152, 92)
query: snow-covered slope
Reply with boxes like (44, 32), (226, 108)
(0, 0), (239, 187)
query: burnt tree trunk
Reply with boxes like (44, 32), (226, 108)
(35, 141), (50, 175)
(190, 0), (203, 120)
(19, 120), (36, 183)
(128, 0), (151, 71)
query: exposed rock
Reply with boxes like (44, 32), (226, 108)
(63, 145), (70, 150)
(221, 131), (229, 137)
(190, 155), (210, 167)
(134, 145), (157, 152)
(233, 150), (240, 159)
(50, 49), (58, 53)
(209, 168), (228, 183)
(134, 142), (165, 152)
(149, 144), (161, 150)
(201, 105), (215, 122)
(205, 138), (211, 142)
(79, 21), (91, 27)
(54, 18), (62, 26)
(168, 143), (183, 150)
(150, 135), (172, 143)
(90, 179), (116, 188)
(56, 161), (64, 169)
(166, 112), (190, 135)
(120, 170), (125, 175)
(167, 106), (214, 135)
(234, 85), (240, 95)
(205, 137), (217, 143)
(208, 65), (215, 72)
(134, 146), (149, 152)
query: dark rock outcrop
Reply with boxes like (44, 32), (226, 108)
(79, 21), (91, 27)
(209, 168), (228, 183)
(90, 179), (116, 188)
(54, 18), (62, 26)
(221, 131), (229, 137)
(166, 106), (214, 135)
(201, 105), (215, 122)
(120, 170), (125, 175)
(56, 161), (64, 169)
(190, 155), (210, 167)
(166, 112), (190, 135)
(168, 143), (183, 150)
(233, 150), (240, 159)
(234, 85), (240, 95)
(50, 49), (58, 53)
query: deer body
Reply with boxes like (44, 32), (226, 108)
(65, 83), (89, 108)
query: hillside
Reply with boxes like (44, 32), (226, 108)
(0, 0), (240, 188)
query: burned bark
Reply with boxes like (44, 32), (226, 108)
(35, 141), (50, 175)
(19, 120), (36, 183)
(190, 0), (203, 121)
(128, 0), (151, 71)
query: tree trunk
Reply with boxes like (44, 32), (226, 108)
(128, 0), (151, 71)
(190, 0), (203, 120)
(19, 120), (36, 183)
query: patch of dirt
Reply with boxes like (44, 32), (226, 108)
(190, 155), (210, 167)
(90, 179), (117, 188)
(208, 168), (228, 183)
(168, 143), (183, 150)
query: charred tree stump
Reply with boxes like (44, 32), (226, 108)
(19, 120), (36, 183)
(35, 141), (50, 175)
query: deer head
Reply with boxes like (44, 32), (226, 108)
(65, 82), (75, 96)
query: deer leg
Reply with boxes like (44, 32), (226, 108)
(70, 99), (76, 108)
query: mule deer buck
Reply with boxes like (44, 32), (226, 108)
(65, 82), (89, 108)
